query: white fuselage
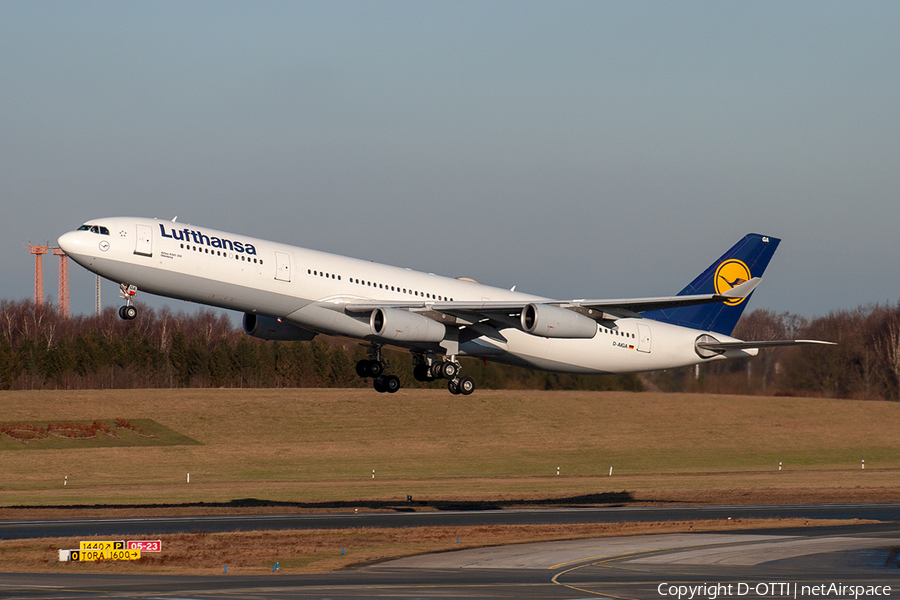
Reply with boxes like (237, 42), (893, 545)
(58, 217), (753, 374)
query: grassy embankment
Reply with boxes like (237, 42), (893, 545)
(1, 388), (897, 574)
(1, 388), (898, 510)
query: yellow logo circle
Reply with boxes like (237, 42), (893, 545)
(714, 259), (751, 306)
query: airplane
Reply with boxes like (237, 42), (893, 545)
(57, 218), (832, 395)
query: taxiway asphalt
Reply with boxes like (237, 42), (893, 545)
(0, 505), (898, 599)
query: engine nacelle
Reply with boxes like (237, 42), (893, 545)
(521, 303), (597, 339)
(242, 313), (317, 341)
(370, 307), (446, 343)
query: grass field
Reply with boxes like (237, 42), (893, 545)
(0, 418), (198, 451)
(1, 388), (898, 511)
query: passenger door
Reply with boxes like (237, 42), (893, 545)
(637, 323), (652, 353)
(275, 251), (291, 282)
(134, 224), (153, 257)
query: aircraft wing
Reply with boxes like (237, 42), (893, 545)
(696, 339), (836, 351)
(339, 278), (762, 322)
(563, 277), (761, 318)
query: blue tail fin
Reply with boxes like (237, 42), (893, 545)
(642, 234), (780, 335)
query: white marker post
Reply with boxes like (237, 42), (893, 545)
(779, 462), (782, 471)
(609, 466), (613, 476)
(187, 473), (190, 483)
(372, 470), (375, 479)
(862, 460), (865, 470)
(556, 466), (560, 476)
(64, 476), (67, 486)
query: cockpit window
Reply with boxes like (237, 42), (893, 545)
(78, 224), (110, 235)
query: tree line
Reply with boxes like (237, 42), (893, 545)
(2, 299), (899, 400)
(0, 300), (639, 392)
(649, 304), (900, 401)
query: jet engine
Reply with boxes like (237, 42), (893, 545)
(242, 313), (317, 341)
(370, 307), (446, 343)
(520, 303), (597, 339)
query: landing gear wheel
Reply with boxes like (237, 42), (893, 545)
(356, 360), (370, 378)
(367, 361), (385, 378)
(439, 362), (459, 380)
(413, 364), (434, 382)
(119, 305), (137, 320)
(383, 375), (401, 393)
(448, 380), (461, 395)
(458, 376), (475, 395)
(429, 363), (444, 379)
(373, 377), (387, 393)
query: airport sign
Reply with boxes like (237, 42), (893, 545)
(65, 548), (141, 561)
(79, 540), (124, 550)
(127, 540), (162, 552)
(69, 549), (107, 561)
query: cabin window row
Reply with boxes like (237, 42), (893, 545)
(307, 269), (454, 301)
(180, 243), (263, 264)
(602, 328), (635, 339)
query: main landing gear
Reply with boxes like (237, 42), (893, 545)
(358, 348), (476, 395)
(117, 284), (138, 320)
(413, 355), (475, 395)
(356, 345), (400, 394)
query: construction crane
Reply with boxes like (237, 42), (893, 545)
(53, 247), (69, 319)
(25, 243), (70, 317)
(26, 244), (48, 306)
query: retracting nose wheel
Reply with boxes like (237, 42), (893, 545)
(118, 284), (138, 320)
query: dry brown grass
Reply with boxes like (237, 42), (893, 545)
(0, 519), (870, 575)
(1, 389), (895, 575)
(1, 389), (898, 511)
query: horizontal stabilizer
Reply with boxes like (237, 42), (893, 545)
(697, 339), (836, 352)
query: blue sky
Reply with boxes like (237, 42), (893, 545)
(1, 1), (898, 318)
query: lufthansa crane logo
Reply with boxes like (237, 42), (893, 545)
(714, 259), (751, 306)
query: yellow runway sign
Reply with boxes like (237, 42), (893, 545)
(68, 548), (141, 561)
(70, 549), (108, 561)
(79, 540), (124, 550)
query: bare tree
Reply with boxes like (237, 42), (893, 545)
(875, 307), (900, 400)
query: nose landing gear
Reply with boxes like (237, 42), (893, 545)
(117, 284), (138, 320)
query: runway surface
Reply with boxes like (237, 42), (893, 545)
(2, 503), (899, 540)
(1, 506), (898, 599)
